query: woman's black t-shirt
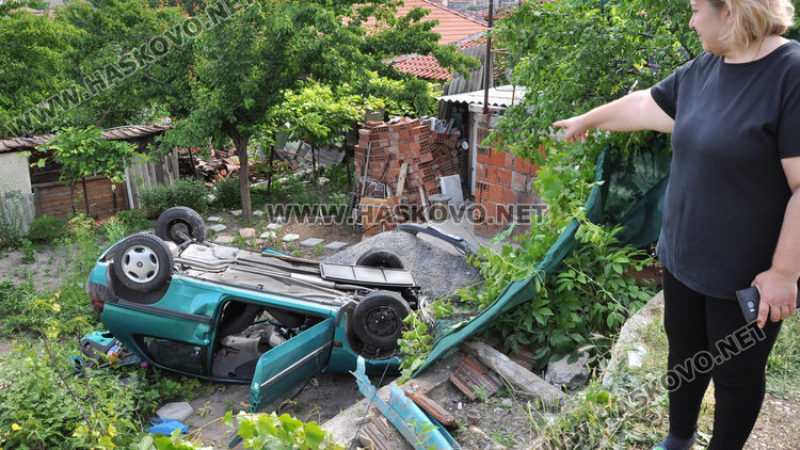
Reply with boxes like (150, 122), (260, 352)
(651, 40), (800, 300)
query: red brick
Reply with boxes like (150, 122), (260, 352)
(487, 184), (503, 204)
(476, 147), (491, 165)
(495, 168), (512, 188)
(515, 156), (530, 174)
(489, 149), (505, 167)
(529, 163), (541, 177)
(501, 187), (516, 205)
(481, 200), (498, 220)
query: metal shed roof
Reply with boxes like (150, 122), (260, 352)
(0, 124), (170, 154)
(436, 85), (527, 108)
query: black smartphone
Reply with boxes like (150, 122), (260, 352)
(735, 286), (800, 324)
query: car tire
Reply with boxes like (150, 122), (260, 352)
(155, 207), (207, 244)
(352, 290), (412, 350)
(113, 233), (174, 292)
(355, 250), (404, 269)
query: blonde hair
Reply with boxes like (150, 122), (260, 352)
(710, 0), (796, 47)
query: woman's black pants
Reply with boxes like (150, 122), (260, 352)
(662, 269), (782, 450)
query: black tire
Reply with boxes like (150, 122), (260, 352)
(113, 233), (174, 292)
(352, 290), (412, 350)
(355, 250), (404, 269)
(155, 207), (207, 244)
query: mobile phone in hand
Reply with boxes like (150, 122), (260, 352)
(735, 286), (800, 324)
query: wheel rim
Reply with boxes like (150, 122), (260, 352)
(365, 306), (400, 338)
(121, 245), (160, 284)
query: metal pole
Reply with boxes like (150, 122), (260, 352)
(483, 0), (494, 115)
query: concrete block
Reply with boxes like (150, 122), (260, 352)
(260, 231), (276, 239)
(207, 216), (223, 222)
(157, 402), (194, 422)
(440, 175), (464, 208)
(214, 235), (234, 244)
(324, 241), (349, 252)
(300, 238), (324, 248)
(266, 223), (281, 231)
(230, 210), (243, 217)
(209, 224), (228, 233)
(239, 228), (256, 238)
(282, 234), (300, 242)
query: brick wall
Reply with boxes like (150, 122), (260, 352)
(473, 115), (541, 236)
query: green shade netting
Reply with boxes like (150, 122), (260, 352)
(414, 145), (671, 375)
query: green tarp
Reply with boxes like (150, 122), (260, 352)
(414, 146), (671, 375)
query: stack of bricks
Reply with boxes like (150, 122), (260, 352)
(354, 117), (462, 208)
(473, 124), (541, 236)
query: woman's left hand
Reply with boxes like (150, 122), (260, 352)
(752, 268), (798, 328)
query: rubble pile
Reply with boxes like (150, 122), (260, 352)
(354, 117), (463, 206)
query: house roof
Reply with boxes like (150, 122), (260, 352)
(436, 85), (528, 108)
(391, 0), (487, 80)
(391, 39), (483, 80)
(0, 124), (170, 154)
(397, 0), (487, 46)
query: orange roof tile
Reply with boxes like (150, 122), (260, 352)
(397, 0), (487, 45)
(391, 0), (487, 80)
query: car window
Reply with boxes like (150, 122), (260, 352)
(139, 336), (208, 375)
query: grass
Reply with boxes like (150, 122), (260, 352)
(767, 314), (800, 399)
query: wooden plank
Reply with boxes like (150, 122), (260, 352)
(395, 162), (409, 200)
(449, 355), (502, 401)
(459, 341), (566, 408)
(402, 390), (456, 429)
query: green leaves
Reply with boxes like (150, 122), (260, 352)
(36, 126), (147, 186)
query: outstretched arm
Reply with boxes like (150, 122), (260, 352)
(553, 89), (674, 142)
(752, 156), (800, 327)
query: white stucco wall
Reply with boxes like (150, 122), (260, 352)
(0, 152), (35, 234)
(0, 152), (32, 194)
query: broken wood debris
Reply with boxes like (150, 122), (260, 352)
(459, 341), (566, 408)
(449, 355), (503, 401)
(357, 412), (394, 450)
(402, 389), (457, 429)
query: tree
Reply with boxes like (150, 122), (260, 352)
(163, 0), (478, 220)
(0, 8), (80, 137)
(493, 0), (704, 161)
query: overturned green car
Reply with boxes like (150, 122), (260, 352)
(85, 207), (480, 412)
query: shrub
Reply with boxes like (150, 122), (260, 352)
(138, 178), (209, 218)
(102, 217), (130, 244)
(214, 176), (242, 209)
(325, 162), (352, 193)
(114, 209), (151, 232)
(26, 215), (68, 242)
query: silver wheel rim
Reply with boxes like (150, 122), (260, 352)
(121, 244), (160, 284)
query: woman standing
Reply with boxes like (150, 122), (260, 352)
(553, 0), (799, 448)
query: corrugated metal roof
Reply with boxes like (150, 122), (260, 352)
(0, 123), (170, 153)
(436, 85), (527, 108)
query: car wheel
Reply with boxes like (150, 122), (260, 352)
(113, 233), (174, 292)
(355, 250), (404, 269)
(155, 207), (207, 244)
(352, 290), (412, 350)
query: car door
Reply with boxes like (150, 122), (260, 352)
(248, 317), (336, 412)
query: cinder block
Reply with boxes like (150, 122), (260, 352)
(511, 172), (528, 192)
